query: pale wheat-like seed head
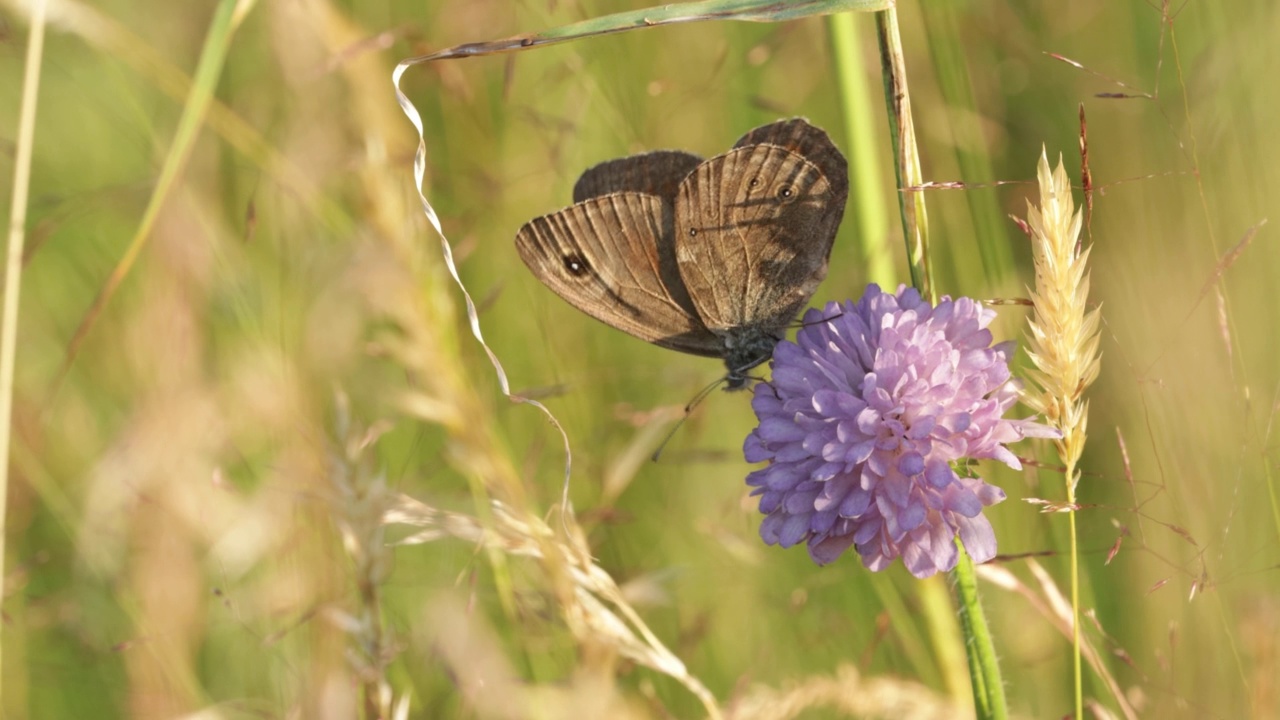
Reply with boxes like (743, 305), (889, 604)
(1023, 149), (1102, 490)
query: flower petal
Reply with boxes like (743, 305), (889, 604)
(808, 533), (854, 565)
(957, 514), (997, 564)
(897, 451), (925, 476)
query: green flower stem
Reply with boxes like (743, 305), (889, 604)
(871, 8), (1004, 718)
(954, 542), (1008, 720)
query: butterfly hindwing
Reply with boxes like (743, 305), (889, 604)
(572, 150), (703, 204)
(515, 193), (721, 357)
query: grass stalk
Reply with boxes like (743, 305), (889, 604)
(874, 7), (933, 300)
(917, 574), (973, 705)
(1068, 467), (1083, 719)
(0, 0), (48, 699)
(1021, 150), (1102, 719)
(827, 12), (895, 288)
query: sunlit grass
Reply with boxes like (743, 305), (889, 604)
(1, 0), (1277, 718)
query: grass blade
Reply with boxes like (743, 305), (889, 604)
(407, 0), (892, 62)
(918, 0), (1015, 286)
(827, 12), (896, 288)
(55, 0), (247, 384)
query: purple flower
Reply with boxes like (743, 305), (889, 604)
(744, 284), (1058, 578)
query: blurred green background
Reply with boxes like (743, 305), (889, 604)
(0, 0), (1277, 717)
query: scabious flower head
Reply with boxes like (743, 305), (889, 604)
(744, 284), (1057, 578)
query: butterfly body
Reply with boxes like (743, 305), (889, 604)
(516, 118), (848, 389)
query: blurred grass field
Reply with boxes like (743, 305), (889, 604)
(1, 0), (1278, 718)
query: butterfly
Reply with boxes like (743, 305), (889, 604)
(515, 118), (848, 389)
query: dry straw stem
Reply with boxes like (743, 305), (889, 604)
(0, 0), (48, 694)
(384, 495), (722, 718)
(1022, 150), (1102, 492)
(328, 413), (402, 720)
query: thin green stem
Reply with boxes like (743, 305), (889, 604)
(953, 543), (1008, 720)
(0, 0), (48, 699)
(1067, 465), (1083, 719)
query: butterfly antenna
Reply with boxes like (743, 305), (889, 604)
(651, 376), (726, 462)
(793, 309), (844, 330)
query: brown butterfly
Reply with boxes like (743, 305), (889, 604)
(516, 118), (848, 389)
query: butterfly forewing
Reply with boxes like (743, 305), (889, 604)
(673, 141), (843, 335)
(515, 193), (721, 356)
